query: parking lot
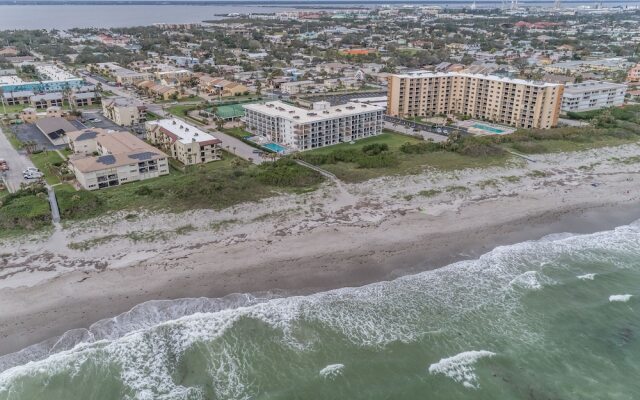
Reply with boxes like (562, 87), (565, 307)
(302, 91), (387, 106)
(0, 126), (38, 192)
(11, 123), (69, 152)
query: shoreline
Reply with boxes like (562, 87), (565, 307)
(1, 143), (640, 358)
(2, 197), (640, 357)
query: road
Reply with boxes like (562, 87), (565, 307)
(0, 125), (37, 192)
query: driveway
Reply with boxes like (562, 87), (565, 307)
(0, 126), (38, 192)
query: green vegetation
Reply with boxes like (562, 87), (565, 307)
(29, 151), (65, 184)
(503, 105), (640, 154)
(418, 189), (441, 197)
(54, 153), (323, 221)
(298, 131), (508, 183)
(0, 184), (51, 233)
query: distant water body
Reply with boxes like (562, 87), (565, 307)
(0, 1), (639, 30)
(1, 221), (640, 399)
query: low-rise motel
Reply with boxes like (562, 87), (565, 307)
(242, 100), (384, 151)
(387, 71), (564, 129)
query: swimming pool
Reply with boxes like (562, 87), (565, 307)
(471, 123), (507, 134)
(263, 143), (287, 153)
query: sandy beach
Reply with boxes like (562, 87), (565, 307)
(1, 143), (640, 358)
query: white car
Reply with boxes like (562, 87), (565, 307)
(23, 167), (40, 174)
(23, 171), (43, 179)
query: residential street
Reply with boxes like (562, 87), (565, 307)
(0, 126), (37, 192)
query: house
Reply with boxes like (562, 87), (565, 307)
(67, 128), (169, 190)
(145, 118), (222, 165)
(19, 107), (38, 123)
(0, 46), (19, 57)
(102, 97), (146, 126)
(628, 63), (640, 83)
(197, 76), (248, 97)
(30, 93), (63, 109)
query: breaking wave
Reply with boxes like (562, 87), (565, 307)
(2, 220), (640, 399)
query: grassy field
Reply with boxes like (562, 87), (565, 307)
(222, 127), (252, 140)
(299, 131), (509, 183)
(54, 153), (323, 221)
(30, 151), (65, 185)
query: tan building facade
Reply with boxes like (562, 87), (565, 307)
(145, 118), (222, 165)
(102, 97), (146, 126)
(387, 72), (564, 129)
(67, 128), (169, 190)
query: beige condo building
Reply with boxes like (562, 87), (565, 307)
(387, 71), (564, 129)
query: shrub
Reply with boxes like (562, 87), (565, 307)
(255, 159), (323, 187)
(361, 143), (389, 156)
(400, 141), (443, 154)
(135, 186), (153, 196)
(511, 141), (548, 154)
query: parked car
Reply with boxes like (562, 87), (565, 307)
(23, 171), (44, 179)
(0, 159), (8, 171)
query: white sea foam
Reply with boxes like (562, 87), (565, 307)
(577, 273), (596, 281)
(428, 350), (496, 389)
(3, 222), (640, 398)
(319, 364), (344, 379)
(609, 294), (633, 302)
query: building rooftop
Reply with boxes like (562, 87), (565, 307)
(243, 100), (384, 124)
(147, 118), (222, 145)
(68, 129), (167, 172)
(0, 76), (24, 85)
(392, 70), (562, 87)
(563, 80), (628, 94)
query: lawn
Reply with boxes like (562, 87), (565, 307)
(222, 127), (253, 140)
(0, 104), (28, 115)
(30, 151), (65, 184)
(166, 104), (207, 125)
(299, 131), (509, 183)
(55, 153), (324, 220)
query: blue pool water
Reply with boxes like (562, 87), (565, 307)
(472, 123), (507, 134)
(263, 143), (287, 153)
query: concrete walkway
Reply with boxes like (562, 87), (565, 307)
(47, 186), (61, 223)
(203, 128), (264, 165)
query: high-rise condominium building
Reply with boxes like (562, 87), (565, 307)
(387, 71), (564, 129)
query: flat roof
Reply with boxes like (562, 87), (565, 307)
(392, 71), (561, 87)
(563, 80), (627, 94)
(0, 76), (24, 85)
(147, 118), (221, 145)
(243, 100), (384, 124)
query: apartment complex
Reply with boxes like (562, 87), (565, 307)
(0, 64), (84, 93)
(145, 118), (222, 165)
(387, 71), (564, 129)
(561, 81), (627, 112)
(89, 62), (154, 85)
(242, 101), (384, 151)
(102, 97), (146, 126)
(68, 128), (169, 190)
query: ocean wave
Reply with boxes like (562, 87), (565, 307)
(2, 222), (640, 398)
(428, 350), (496, 389)
(577, 273), (596, 281)
(319, 364), (344, 379)
(609, 294), (633, 302)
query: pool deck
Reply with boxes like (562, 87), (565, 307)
(455, 119), (516, 136)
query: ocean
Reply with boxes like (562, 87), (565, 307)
(1, 221), (639, 399)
